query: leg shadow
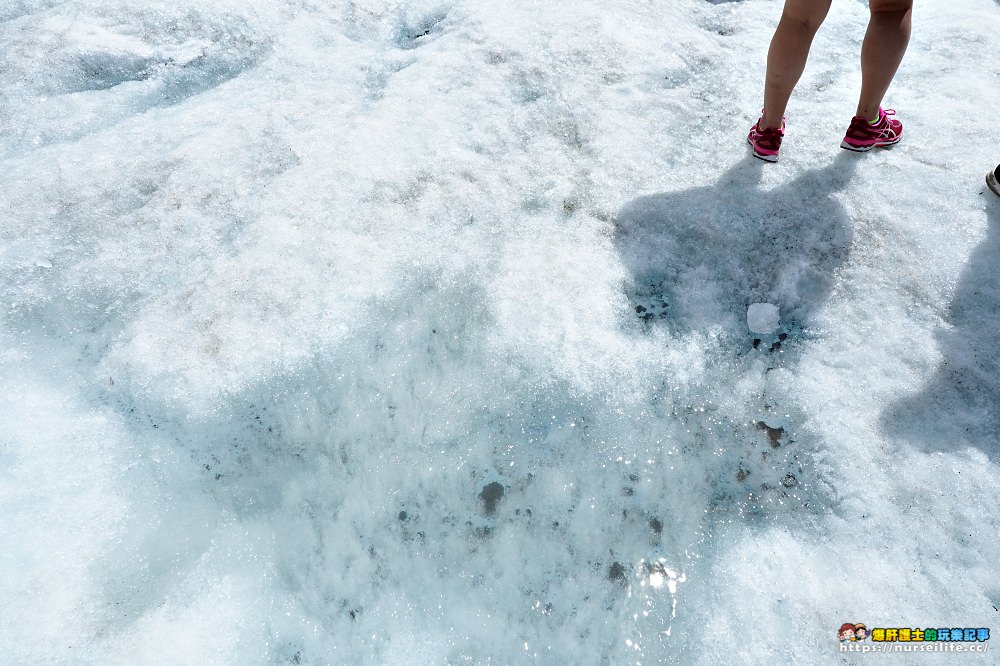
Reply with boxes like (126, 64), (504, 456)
(880, 193), (1000, 459)
(615, 153), (859, 346)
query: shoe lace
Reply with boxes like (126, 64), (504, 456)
(849, 108), (897, 138)
(873, 108), (897, 137)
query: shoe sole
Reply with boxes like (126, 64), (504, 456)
(987, 168), (1000, 198)
(840, 136), (902, 152)
(748, 136), (779, 162)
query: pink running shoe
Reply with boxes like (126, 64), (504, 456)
(840, 107), (902, 152)
(748, 117), (784, 163)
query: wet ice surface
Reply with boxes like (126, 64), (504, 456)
(2, 0), (999, 663)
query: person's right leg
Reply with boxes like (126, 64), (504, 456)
(856, 0), (913, 121)
(760, 0), (833, 129)
(841, 0), (912, 151)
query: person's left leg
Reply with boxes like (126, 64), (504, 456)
(749, 0), (833, 161)
(760, 0), (834, 129)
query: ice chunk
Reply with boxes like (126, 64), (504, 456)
(746, 302), (779, 334)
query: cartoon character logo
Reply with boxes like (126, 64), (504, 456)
(854, 624), (868, 641)
(839, 623), (857, 642)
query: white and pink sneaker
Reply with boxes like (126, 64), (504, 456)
(747, 116), (785, 163)
(840, 107), (903, 152)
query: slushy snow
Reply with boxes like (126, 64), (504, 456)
(2, 0), (999, 664)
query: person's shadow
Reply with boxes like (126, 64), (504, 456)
(614, 153), (859, 346)
(880, 190), (1000, 459)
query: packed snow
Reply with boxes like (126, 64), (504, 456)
(1, 0), (999, 663)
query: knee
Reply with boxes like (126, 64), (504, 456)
(779, 1), (831, 34)
(869, 0), (912, 15)
(779, 12), (823, 35)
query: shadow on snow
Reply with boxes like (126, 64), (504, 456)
(881, 191), (1000, 459)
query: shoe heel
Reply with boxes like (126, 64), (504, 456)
(840, 140), (873, 153)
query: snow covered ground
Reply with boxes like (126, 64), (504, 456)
(1, 0), (999, 663)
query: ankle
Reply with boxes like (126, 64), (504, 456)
(760, 114), (784, 131)
(855, 104), (881, 121)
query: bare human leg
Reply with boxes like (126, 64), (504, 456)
(856, 0), (913, 120)
(760, 0), (833, 130)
